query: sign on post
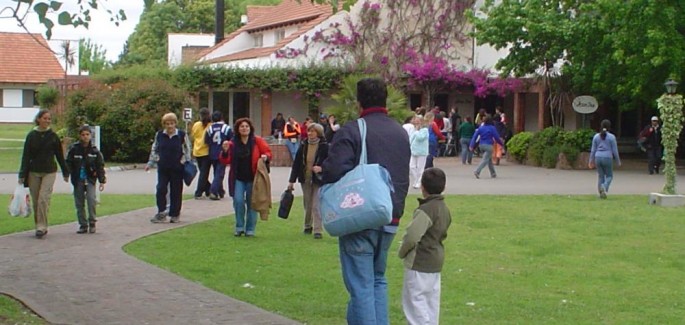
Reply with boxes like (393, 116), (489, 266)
(572, 96), (598, 114)
(183, 108), (192, 121)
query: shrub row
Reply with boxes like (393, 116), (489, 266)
(506, 127), (594, 168)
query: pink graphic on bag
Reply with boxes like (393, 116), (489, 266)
(340, 192), (365, 209)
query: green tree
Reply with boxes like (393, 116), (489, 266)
(79, 38), (109, 74)
(2, 0), (126, 40)
(472, 0), (685, 111)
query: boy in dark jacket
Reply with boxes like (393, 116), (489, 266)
(399, 167), (451, 325)
(66, 126), (106, 234)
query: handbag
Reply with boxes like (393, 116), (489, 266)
(278, 189), (294, 219)
(319, 119), (394, 237)
(183, 161), (198, 186)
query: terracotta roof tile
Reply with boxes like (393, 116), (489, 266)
(245, 0), (331, 32)
(246, 6), (272, 22)
(0, 32), (64, 84)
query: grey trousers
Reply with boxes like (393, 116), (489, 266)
(74, 181), (97, 226)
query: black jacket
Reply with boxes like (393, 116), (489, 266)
(66, 142), (106, 186)
(321, 109), (411, 226)
(288, 138), (328, 185)
(19, 128), (68, 181)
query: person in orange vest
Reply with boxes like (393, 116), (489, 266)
(283, 116), (301, 161)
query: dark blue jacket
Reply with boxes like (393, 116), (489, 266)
(321, 109), (410, 227)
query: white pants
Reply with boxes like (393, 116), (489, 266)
(402, 269), (441, 325)
(409, 155), (427, 187)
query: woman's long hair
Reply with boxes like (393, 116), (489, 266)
(199, 108), (211, 127)
(600, 119), (611, 140)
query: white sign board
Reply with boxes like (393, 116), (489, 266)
(572, 96), (598, 114)
(183, 108), (192, 121)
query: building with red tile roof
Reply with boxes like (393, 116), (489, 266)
(0, 32), (65, 122)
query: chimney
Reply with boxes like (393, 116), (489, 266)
(215, 0), (225, 45)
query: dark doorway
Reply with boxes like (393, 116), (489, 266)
(233, 92), (250, 122)
(409, 94), (422, 110)
(434, 93), (448, 113)
(473, 95), (504, 117)
(212, 91), (230, 122)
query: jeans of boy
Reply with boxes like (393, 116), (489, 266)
(595, 157), (614, 192)
(646, 147), (662, 174)
(475, 144), (496, 176)
(285, 139), (299, 161)
(209, 159), (226, 197)
(194, 156), (211, 197)
(425, 141), (438, 168)
(156, 166), (183, 217)
(74, 181), (97, 226)
(338, 228), (395, 325)
(233, 180), (257, 235)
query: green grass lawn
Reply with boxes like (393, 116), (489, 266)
(125, 195), (685, 325)
(0, 194), (155, 236)
(0, 124), (32, 173)
(0, 294), (46, 325)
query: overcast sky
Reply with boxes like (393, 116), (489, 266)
(0, 1), (144, 62)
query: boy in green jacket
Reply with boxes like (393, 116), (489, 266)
(398, 167), (452, 325)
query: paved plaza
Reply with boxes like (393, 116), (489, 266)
(0, 157), (682, 324)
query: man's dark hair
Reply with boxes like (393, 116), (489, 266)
(211, 110), (223, 122)
(357, 78), (387, 109)
(421, 167), (446, 194)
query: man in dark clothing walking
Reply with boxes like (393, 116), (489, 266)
(640, 116), (663, 174)
(321, 78), (410, 325)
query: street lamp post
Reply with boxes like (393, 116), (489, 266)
(656, 79), (684, 194)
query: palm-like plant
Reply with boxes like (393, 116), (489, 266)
(324, 74), (412, 125)
(59, 40), (76, 109)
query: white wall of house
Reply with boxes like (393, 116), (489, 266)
(202, 33), (254, 62)
(168, 33), (215, 67)
(0, 85), (39, 123)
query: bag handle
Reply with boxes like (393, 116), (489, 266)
(357, 118), (367, 165)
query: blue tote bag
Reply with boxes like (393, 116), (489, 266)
(319, 119), (394, 237)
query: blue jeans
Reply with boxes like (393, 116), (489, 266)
(460, 138), (472, 164)
(475, 144), (496, 176)
(596, 157), (614, 192)
(339, 228), (396, 325)
(209, 159), (225, 197)
(233, 180), (257, 235)
(285, 139), (299, 161)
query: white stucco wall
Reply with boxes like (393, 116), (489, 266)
(1, 85), (42, 122)
(202, 33), (254, 62)
(168, 33), (215, 67)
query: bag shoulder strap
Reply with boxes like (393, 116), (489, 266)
(357, 118), (367, 164)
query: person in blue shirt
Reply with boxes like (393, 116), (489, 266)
(469, 114), (504, 179)
(204, 111), (233, 200)
(589, 119), (621, 199)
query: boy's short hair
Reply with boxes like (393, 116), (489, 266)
(78, 125), (92, 134)
(421, 167), (446, 194)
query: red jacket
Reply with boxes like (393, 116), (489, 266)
(219, 136), (272, 197)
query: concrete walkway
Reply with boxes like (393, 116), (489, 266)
(0, 157), (682, 324)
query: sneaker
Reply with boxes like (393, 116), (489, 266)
(474, 171), (480, 179)
(35, 230), (47, 238)
(77, 226), (88, 234)
(491, 173), (497, 179)
(89, 223), (96, 234)
(234, 231), (244, 237)
(194, 195), (204, 200)
(209, 193), (220, 201)
(599, 186), (607, 199)
(150, 212), (167, 223)
(303, 227), (313, 235)
(169, 216), (180, 223)
(313, 233), (323, 239)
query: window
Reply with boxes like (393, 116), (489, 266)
(275, 29), (285, 42)
(254, 34), (263, 47)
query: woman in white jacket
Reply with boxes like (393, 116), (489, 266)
(409, 115), (430, 189)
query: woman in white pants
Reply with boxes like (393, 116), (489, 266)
(409, 115), (429, 189)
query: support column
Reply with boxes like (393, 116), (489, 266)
(537, 87), (546, 131)
(261, 89), (273, 136)
(514, 92), (525, 133)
